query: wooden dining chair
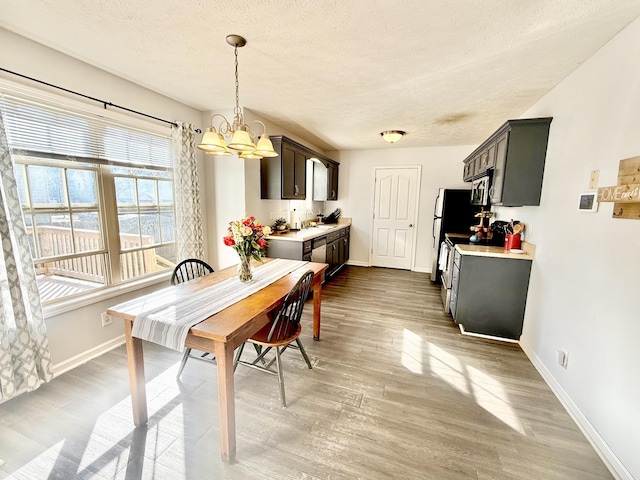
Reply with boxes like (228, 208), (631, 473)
(233, 270), (314, 407)
(172, 258), (215, 379)
(171, 258), (214, 286)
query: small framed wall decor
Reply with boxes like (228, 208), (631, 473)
(578, 192), (598, 212)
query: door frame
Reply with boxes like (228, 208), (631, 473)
(369, 165), (422, 270)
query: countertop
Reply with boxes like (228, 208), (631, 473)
(455, 242), (535, 260)
(266, 222), (351, 242)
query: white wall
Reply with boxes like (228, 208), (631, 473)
(493, 17), (640, 479)
(332, 145), (475, 270)
(0, 28), (204, 369)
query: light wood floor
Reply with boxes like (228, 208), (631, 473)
(0, 266), (612, 479)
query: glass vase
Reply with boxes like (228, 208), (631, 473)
(238, 255), (253, 283)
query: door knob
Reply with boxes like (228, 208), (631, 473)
(409, 224), (413, 227)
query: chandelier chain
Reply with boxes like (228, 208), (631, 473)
(197, 35), (278, 158)
(234, 45), (241, 116)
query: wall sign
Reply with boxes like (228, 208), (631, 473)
(596, 156), (640, 219)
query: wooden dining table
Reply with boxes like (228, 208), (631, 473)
(106, 259), (328, 463)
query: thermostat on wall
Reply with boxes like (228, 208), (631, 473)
(578, 192), (598, 212)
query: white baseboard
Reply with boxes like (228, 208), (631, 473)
(344, 261), (431, 273)
(522, 345), (632, 480)
(345, 260), (369, 267)
(52, 335), (126, 377)
(412, 266), (430, 273)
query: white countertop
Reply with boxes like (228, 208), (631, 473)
(266, 222), (351, 242)
(455, 242), (535, 260)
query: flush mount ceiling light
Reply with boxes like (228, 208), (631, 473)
(380, 130), (406, 144)
(197, 34), (278, 159)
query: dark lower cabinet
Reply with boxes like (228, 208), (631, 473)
(267, 226), (349, 279)
(450, 251), (532, 340)
(266, 239), (312, 261)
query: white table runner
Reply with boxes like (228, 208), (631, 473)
(132, 259), (309, 351)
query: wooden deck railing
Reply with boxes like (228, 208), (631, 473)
(29, 226), (172, 282)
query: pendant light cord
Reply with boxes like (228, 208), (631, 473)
(0, 67), (201, 132)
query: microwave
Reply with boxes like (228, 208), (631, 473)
(471, 175), (491, 206)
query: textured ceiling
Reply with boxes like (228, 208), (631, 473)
(1, 1), (640, 151)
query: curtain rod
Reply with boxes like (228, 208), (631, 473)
(0, 67), (201, 133)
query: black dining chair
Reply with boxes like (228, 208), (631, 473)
(172, 258), (215, 379)
(233, 270), (314, 407)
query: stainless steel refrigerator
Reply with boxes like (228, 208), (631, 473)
(430, 188), (482, 283)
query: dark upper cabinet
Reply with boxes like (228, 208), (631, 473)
(462, 118), (552, 206)
(261, 135), (339, 201)
(261, 136), (307, 200)
(313, 158), (339, 201)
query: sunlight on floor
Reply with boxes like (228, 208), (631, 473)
(10, 363), (185, 479)
(397, 333), (526, 435)
(13, 440), (65, 479)
(466, 365), (525, 435)
(401, 328), (424, 374)
(425, 341), (470, 395)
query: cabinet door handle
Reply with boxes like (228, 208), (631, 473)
(409, 224), (413, 228)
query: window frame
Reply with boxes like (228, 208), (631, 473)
(1, 79), (178, 307)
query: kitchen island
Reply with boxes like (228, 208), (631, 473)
(450, 241), (535, 341)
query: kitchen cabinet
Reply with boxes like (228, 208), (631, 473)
(326, 230), (341, 275)
(450, 248), (532, 340)
(261, 135), (339, 201)
(266, 239), (312, 262)
(260, 136), (308, 200)
(462, 117), (552, 206)
(327, 227), (350, 275)
(266, 225), (350, 279)
(313, 159), (339, 201)
(339, 227), (350, 266)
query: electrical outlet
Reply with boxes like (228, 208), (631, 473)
(589, 170), (600, 189)
(101, 312), (113, 327)
(270, 211), (276, 220)
(557, 350), (568, 369)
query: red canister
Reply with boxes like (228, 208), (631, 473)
(504, 234), (521, 251)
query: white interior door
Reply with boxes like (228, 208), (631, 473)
(371, 167), (420, 269)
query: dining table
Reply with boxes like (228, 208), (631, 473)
(106, 259), (328, 463)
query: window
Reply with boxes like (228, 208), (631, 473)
(1, 88), (177, 304)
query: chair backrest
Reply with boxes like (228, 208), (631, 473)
(267, 270), (314, 342)
(171, 258), (214, 285)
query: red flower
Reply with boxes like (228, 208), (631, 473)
(257, 238), (267, 248)
(223, 236), (235, 246)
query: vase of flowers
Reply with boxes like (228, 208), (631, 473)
(223, 216), (271, 283)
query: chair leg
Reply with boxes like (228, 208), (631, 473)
(296, 338), (313, 369)
(233, 342), (246, 372)
(275, 347), (286, 408)
(253, 344), (266, 365)
(176, 348), (191, 379)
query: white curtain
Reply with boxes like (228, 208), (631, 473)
(0, 110), (53, 401)
(172, 122), (205, 261)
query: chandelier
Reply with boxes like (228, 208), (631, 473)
(197, 35), (278, 159)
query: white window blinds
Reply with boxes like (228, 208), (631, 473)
(0, 93), (172, 169)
